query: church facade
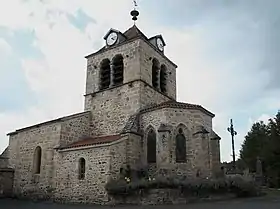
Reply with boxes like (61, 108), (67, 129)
(2, 24), (221, 204)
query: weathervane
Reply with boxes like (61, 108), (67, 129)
(130, 0), (139, 23)
(227, 119), (237, 170)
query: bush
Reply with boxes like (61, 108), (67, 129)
(105, 175), (261, 198)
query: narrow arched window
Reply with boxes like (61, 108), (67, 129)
(78, 158), (86, 180)
(112, 54), (124, 86)
(152, 58), (159, 89)
(100, 58), (111, 90)
(160, 64), (167, 93)
(33, 146), (42, 174)
(147, 129), (157, 163)
(175, 128), (186, 163)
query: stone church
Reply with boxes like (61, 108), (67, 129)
(0, 19), (221, 203)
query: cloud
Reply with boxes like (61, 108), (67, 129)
(0, 0), (279, 162)
(0, 38), (12, 54)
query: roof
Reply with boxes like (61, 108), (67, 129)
(86, 25), (148, 57)
(84, 25), (178, 68)
(121, 113), (143, 135)
(123, 25), (149, 40)
(140, 100), (215, 118)
(7, 111), (91, 136)
(58, 135), (122, 150)
(210, 131), (221, 140)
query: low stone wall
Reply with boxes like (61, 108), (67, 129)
(110, 189), (235, 205)
(0, 157), (8, 168)
(0, 168), (14, 198)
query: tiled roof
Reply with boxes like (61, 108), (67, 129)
(85, 25), (147, 58)
(140, 100), (215, 117)
(123, 25), (148, 40)
(121, 113), (142, 135)
(210, 131), (221, 140)
(58, 135), (121, 150)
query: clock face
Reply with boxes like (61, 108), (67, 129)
(156, 38), (164, 51)
(106, 32), (118, 46)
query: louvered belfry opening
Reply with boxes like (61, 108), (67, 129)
(160, 64), (167, 93)
(112, 54), (124, 86)
(152, 58), (160, 89)
(100, 58), (111, 90)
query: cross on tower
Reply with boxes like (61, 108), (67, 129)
(227, 119), (237, 170)
(133, 0), (138, 8)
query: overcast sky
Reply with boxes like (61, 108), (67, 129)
(0, 0), (279, 162)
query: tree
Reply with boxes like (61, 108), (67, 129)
(264, 112), (280, 187)
(240, 121), (269, 172)
(240, 111), (280, 187)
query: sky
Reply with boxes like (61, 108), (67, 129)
(0, 0), (279, 162)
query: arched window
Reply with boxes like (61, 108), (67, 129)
(147, 129), (157, 163)
(100, 59), (111, 90)
(175, 128), (187, 163)
(78, 158), (86, 180)
(112, 54), (124, 86)
(33, 146), (42, 174)
(152, 58), (159, 89)
(160, 64), (167, 93)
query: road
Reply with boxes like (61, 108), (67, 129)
(1, 197), (280, 209)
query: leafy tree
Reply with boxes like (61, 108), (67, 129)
(240, 111), (280, 187)
(240, 121), (269, 172)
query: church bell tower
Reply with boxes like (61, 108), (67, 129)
(83, 3), (178, 135)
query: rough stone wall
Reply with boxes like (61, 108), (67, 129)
(139, 40), (177, 100)
(85, 39), (141, 95)
(55, 146), (110, 204)
(55, 138), (127, 204)
(85, 38), (176, 100)
(125, 133), (143, 167)
(59, 111), (92, 147)
(210, 139), (221, 176)
(0, 157), (9, 168)
(7, 111), (91, 198)
(8, 122), (61, 197)
(0, 168), (14, 197)
(139, 107), (214, 178)
(139, 82), (171, 108)
(109, 138), (127, 180)
(85, 82), (141, 136)
(84, 80), (172, 136)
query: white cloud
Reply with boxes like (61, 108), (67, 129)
(0, 38), (12, 54)
(0, 0), (279, 162)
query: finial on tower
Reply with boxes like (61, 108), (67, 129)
(130, 0), (139, 23)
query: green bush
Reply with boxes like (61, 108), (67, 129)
(105, 175), (260, 198)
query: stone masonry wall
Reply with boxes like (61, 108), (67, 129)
(55, 138), (127, 204)
(85, 82), (141, 136)
(139, 40), (177, 100)
(84, 80), (172, 137)
(85, 39), (141, 95)
(55, 146), (110, 204)
(125, 133), (143, 167)
(8, 122), (61, 197)
(85, 38), (177, 101)
(210, 139), (221, 176)
(109, 138), (127, 180)
(7, 111), (91, 198)
(139, 82), (171, 109)
(59, 111), (92, 147)
(0, 168), (14, 198)
(139, 107), (214, 178)
(0, 157), (9, 168)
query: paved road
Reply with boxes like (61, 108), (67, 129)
(1, 197), (280, 209)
